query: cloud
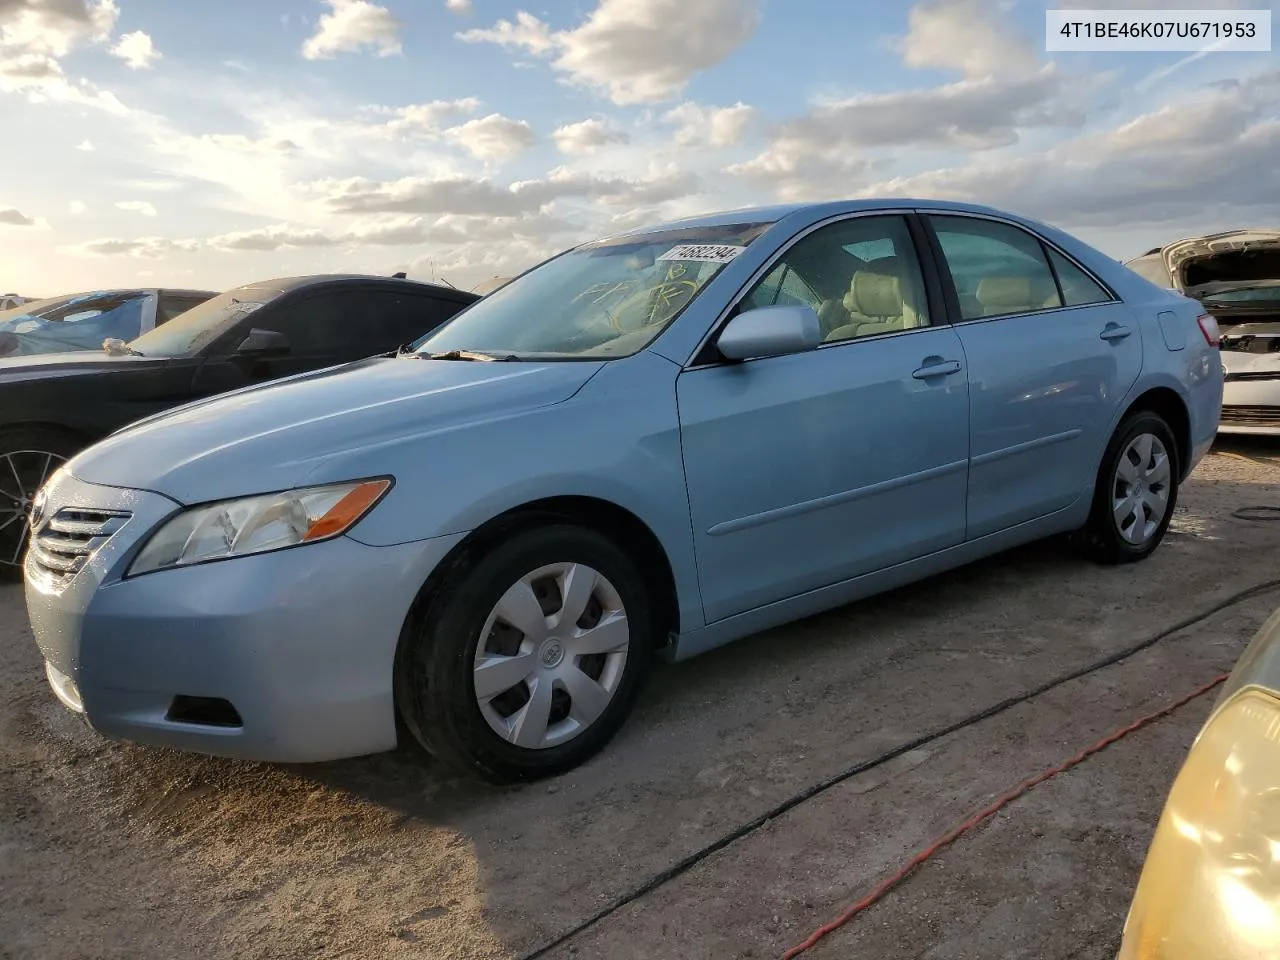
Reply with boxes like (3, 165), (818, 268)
(459, 0), (762, 105)
(0, 0), (118, 58)
(68, 199), (86, 214)
(552, 117), (629, 155)
(346, 210), (576, 246)
(379, 96), (481, 137)
(302, 0), (401, 60)
(110, 29), (159, 69)
(896, 0), (1039, 79)
(0, 206), (35, 226)
(308, 165), (701, 217)
(69, 236), (199, 258)
(442, 113), (536, 160)
(115, 200), (157, 217)
(445, 0), (472, 12)
(0, 51), (126, 113)
(75, 137), (93, 150)
(662, 101), (755, 147)
(196, 133), (301, 154)
(206, 223), (338, 251)
(852, 70), (1280, 229)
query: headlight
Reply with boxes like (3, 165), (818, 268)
(1118, 688), (1280, 959)
(127, 478), (391, 576)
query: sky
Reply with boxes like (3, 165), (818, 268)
(0, 0), (1277, 295)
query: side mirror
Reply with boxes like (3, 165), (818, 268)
(236, 328), (291, 356)
(717, 304), (821, 361)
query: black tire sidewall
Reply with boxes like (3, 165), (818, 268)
(401, 524), (654, 783)
(1084, 412), (1180, 564)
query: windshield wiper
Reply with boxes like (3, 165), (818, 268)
(417, 349), (520, 362)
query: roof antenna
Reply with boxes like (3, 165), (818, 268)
(391, 271), (407, 279)
(437, 276), (457, 289)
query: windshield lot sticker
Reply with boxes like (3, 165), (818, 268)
(657, 244), (747, 264)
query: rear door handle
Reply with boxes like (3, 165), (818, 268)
(1100, 324), (1133, 342)
(911, 359), (963, 379)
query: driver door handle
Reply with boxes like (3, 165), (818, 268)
(912, 359), (963, 380)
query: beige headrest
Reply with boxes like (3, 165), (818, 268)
(844, 269), (903, 318)
(975, 276), (1053, 312)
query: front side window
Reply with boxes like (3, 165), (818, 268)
(930, 216), (1064, 320)
(739, 215), (931, 344)
(415, 222), (775, 360)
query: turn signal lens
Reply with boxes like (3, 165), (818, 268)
(1118, 688), (1280, 959)
(1197, 314), (1221, 347)
(128, 478), (392, 576)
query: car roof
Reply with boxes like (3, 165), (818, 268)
(604, 197), (1042, 238)
(230, 274), (478, 303)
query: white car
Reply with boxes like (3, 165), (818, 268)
(1127, 230), (1280, 435)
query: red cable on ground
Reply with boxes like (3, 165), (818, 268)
(781, 672), (1230, 960)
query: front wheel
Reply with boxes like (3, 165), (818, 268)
(0, 427), (81, 579)
(398, 524), (654, 784)
(1076, 411), (1180, 565)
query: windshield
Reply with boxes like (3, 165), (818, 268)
(415, 221), (775, 359)
(130, 287), (273, 357)
(0, 291), (150, 356)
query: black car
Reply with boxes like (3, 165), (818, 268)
(0, 274), (478, 571)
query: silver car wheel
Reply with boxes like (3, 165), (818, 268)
(0, 449), (63, 566)
(472, 562), (630, 750)
(1112, 432), (1172, 546)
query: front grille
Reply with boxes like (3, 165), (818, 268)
(29, 508), (131, 581)
(1221, 405), (1280, 427)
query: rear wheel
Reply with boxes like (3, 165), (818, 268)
(398, 524), (654, 784)
(0, 427), (80, 579)
(1076, 411), (1179, 565)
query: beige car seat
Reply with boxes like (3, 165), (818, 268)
(823, 256), (923, 342)
(973, 276), (1060, 317)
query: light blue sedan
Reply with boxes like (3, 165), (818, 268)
(24, 200), (1223, 783)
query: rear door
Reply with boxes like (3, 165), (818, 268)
(923, 213), (1143, 539)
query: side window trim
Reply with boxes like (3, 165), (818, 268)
(920, 210), (1121, 325)
(686, 209), (945, 369)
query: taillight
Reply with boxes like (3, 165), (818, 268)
(1197, 314), (1221, 347)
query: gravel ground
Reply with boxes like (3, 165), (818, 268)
(1, 437), (1278, 960)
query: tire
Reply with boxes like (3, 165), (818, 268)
(398, 524), (655, 784)
(1076, 411), (1180, 566)
(0, 426), (82, 580)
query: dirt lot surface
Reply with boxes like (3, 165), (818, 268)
(2, 438), (1279, 960)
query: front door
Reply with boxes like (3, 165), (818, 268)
(677, 214), (971, 624)
(925, 213), (1144, 539)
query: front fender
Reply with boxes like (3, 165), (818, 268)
(342, 351), (706, 632)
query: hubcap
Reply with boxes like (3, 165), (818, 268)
(1112, 432), (1171, 546)
(0, 450), (63, 567)
(472, 562), (630, 750)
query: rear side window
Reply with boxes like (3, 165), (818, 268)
(256, 289), (471, 357)
(929, 216), (1063, 320)
(366, 291), (470, 345)
(1046, 248), (1111, 307)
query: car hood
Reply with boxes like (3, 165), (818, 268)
(68, 355), (605, 504)
(0, 349), (153, 380)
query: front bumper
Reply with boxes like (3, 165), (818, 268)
(24, 470), (465, 763)
(1220, 377), (1280, 435)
